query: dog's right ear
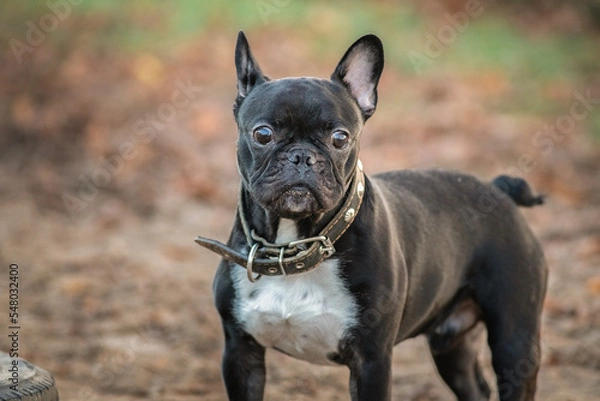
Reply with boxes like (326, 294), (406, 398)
(235, 31), (267, 106)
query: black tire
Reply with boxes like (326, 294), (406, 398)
(0, 352), (59, 401)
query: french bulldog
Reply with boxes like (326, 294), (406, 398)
(195, 32), (547, 401)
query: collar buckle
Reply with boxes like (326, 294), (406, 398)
(288, 235), (335, 258)
(319, 237), (335, 257)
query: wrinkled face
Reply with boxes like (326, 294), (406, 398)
(233, 32), (384, 219)
(236, 78), (363, 219)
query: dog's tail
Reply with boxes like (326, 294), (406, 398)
(492, 175), (545, 207)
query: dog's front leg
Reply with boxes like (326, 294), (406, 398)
(221, 322), (266, 401)
(349, 353), (393, 401)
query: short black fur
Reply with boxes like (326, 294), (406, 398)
(210, 32), (548, 401)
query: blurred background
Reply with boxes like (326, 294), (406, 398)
(0, 1), (599, 400)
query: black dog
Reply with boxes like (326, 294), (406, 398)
(196, 32), (547, 401)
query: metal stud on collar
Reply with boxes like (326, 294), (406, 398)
(344, 208), (355, 222)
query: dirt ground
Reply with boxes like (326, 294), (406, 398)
(1, 24), (599, 401)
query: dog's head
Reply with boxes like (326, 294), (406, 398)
(233, 32), (383, 220)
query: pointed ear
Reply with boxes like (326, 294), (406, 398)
(331, 35), (384, 119)
(235, 31), (267, 101)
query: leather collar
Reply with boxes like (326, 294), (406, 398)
(195, 160), (365, 282)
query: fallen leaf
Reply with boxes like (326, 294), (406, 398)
(586, 277), (600, 296)
(132, 53), (165, 88)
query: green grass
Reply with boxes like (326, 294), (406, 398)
(589, 112), (600, 141)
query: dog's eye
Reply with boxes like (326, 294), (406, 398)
(331, 130), (349, 149)
(253, 126), (273, 145)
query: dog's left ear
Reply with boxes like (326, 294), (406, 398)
(331, 35), (384, 120)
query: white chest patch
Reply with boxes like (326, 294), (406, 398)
(232, 220), (357, 365)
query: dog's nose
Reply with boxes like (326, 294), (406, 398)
(287, 149), (317, 166)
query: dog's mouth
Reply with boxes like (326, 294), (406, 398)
(251, 160), (343, 220)
(272, 184), (321, 219)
